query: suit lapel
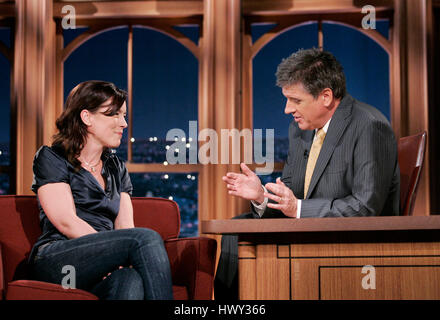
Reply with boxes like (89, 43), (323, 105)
(305, 95), (353, 199)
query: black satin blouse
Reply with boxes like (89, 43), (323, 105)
(28, 144), (133, 263)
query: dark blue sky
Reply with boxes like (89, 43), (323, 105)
(0, 21), (390, 142)
(0, 27), (10, 143)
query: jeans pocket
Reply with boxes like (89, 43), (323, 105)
(34, 241), (57, 262)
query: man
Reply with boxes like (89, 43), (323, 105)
(214, 48), (400, 299)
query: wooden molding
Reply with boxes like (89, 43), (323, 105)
(53, 0), (203, 19)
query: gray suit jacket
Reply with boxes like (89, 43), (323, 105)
(260, 94), (400, 218)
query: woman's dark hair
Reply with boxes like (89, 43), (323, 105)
(275, 48), (346, 99)
(52, 80), (127, 170)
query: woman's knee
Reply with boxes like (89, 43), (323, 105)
(95, 267), (144, 300)
(129, 227), (164, 246)
(116, 268), (144, 300)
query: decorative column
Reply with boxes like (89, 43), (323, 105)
(404, 0), (430, 215)
(199, 0), (249, 225)
(13, 0), (57, 194)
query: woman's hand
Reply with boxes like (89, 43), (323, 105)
(103, 265), (133, 280)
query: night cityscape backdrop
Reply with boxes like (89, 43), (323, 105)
(0, 21), (390, 237)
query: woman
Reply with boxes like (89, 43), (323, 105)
(28, 80), (173, 300)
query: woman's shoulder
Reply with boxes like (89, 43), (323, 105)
(34, 144), (71, 169)
(32, 144), (72, 191)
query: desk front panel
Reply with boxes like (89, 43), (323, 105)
(238, 241), (440, 300)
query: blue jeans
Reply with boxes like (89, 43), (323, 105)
(30, 228), (173, 300)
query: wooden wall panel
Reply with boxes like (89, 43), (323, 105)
(404, 0), (430, 215)
(14, 0), (57, 195)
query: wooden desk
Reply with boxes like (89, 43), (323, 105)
(202, 216), (440, 300)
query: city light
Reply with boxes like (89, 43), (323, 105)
(168, 196), (173, 200)
(130, 137), (135, 143)
(165, 145), (170, 150)
(164, 174), (169, 179)
(163, 161), (168, 166)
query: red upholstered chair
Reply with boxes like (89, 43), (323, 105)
(0, 195), (216, 300)
(398, 131), (427, 216)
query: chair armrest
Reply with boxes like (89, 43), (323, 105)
(6, 280), (98, 300)
(165, 237), (217, 300)
(0, 244), (4, 300)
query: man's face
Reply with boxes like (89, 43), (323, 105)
(282, 83), (329, 131)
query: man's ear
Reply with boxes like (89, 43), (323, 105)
(320, 88), (334, 108)
(80, 109), (92, 126)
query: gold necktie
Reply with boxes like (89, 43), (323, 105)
(304, 128), (326, 198)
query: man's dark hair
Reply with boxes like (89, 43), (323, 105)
(275, 48), (346, 99)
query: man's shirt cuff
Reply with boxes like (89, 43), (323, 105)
(251, 186), (268, 217)
(251, 186), (302, 218)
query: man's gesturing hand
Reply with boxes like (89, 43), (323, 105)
(222, 163), (265, 204)
(264, 178), (298, 218)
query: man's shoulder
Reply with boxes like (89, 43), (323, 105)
(349, 96), (390, 126)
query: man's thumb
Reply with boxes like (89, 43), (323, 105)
(240, 163), (254, 176)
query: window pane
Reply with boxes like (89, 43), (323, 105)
(0, 53), (10, 166)
(63, 27), (89, 48)
(64, 27), (128, 100)
(64, 27), (129, 158)
(0, 27), (10, 167)
(130, 172), (199, 237)
(251, 23), (277, 44)
(252, 23), (318, 165)
(0, 173), (9, 195)
(172, 25), (200, 45)
(376, 19), (390, 40)
(132, 26), (198, 164)
(323, 22), (390, 120)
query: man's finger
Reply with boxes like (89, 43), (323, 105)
(240, 163), (255, 176)
(223, 176), (237, 185)
(264, 192), (281, 203)
(276, 177), (285, 185)
(228, 190), (241, 197)
(267, 203), (283, 210)
(226, 172), (240, 179)
(265, 182), (283, 196)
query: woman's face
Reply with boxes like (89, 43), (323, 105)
(85, 98), (127, 149)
